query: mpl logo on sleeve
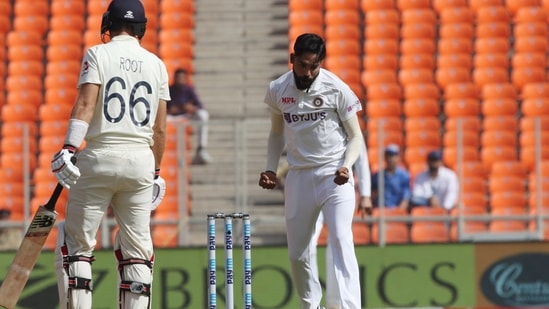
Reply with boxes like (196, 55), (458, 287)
(480, 253), (549, 307)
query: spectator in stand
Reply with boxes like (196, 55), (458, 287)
(410, 150), (459, 211)
(168, 68), (212, 164)
(371, 144), (411, 210)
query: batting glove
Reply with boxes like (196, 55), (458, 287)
(51, 146), (80, 189)
(152, 169), (166, 211)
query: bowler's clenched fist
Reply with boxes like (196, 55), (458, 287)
(334, 167), (349, 185)
(259, 171), (277, 189)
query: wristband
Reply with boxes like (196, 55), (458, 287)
(64, 119), (89, 149)
(155, 168), (160, 180)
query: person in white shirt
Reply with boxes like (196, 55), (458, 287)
(259, 33), (366, 309)
(410, 150), (459, 210)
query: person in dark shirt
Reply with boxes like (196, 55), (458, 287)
(371, 144), (411, 210)
(168, 68), (212, 164)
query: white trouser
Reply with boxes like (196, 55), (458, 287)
(56, 145), (155, 309)
(285, 162), (361, 309)
(311, 212), (341, 309)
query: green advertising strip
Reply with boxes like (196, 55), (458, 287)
(0, 244), (475, 308)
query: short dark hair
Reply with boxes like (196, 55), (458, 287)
(293, 33), (326, 62)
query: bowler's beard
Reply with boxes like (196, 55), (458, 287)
(294, 72), (316, 90)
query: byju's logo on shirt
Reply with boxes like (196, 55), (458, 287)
(347, 100), (361, 112)
(281, 97), (296, 104)
(283, 112), (327, 124)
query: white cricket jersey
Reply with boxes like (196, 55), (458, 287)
(78, 35), (170, 147)
(264, 68), (362, 169)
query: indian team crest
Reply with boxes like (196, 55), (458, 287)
(313, 97), (323, 107)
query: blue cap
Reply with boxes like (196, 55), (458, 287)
(385, 144), (400, 155)
(427, 150), (442, 161)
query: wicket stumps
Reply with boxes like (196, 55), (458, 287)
(207, 212), (252, 309)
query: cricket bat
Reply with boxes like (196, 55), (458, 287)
(0, 182), (65, 309)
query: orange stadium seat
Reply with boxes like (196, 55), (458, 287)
(515, 7), (547, 24)
(512, 68), (546, 91)
(6, 75), (42, 92)
(159, 29), (194, 45)
(476, 6), (510, 24)
(159, 42), (193, 59)
(439, 23), (474, 39)
(461, 161), (488, 179)
(47, 45), (82, 62)
(400, 54), (435, 70)
(401, 8), (436, 24)
(366, 83), (402, 101)
(475, 22), (510, 39)
(366, 100), (402, 118)
(443, 147), (480, 168)
(436, 68), (471, 89)
(365, 24), (399, 40)
(476, 54), (505, 70)
(50, 15), (85, 31)
(514, 36), (548, 54)
(46, 88), (78, 105)
(520, 131), (549, 148)
(367, 130), (404, 148)
(325, 0), (359, 10)
(444, 82), (479, 99)
(47, 30), (83, 46)
(482, 98), (518, 117)
(522, 98), (549, 117)
(400, 39), (436, 55)
(483, 116), (518, 132)
(404, 146), (437, 166)
(404, 83), (440, 100)
(489, 176), (525, 195)
(325, 10), (360, 26)
(443, 130), (480, 148)
(363, 54), (398, 71)
(1, 104), (36, 122)
(437, 53), (472, 69)
(401, 23), (436, 39)
(51, 0), (85, 15)
(290, 0), (319, 11)
(460, 176), (486, 194)
(481, 130), (517, 148)
(85, 15), (103, 32)
(481, 146), (517, 171)
(7, 31), (42, 46)
(160, 12), (194, 29)
(474, 37), (509, 54)
(433, 0), (467, 12)
(361, 0), (395, 11)
(325, 56), (360, 71)
(489, 207), (527, 233)
(13, 1), (48, 17)
(460, 192), (487, 210)
(520, 116), (549, 132)
(521, 83), (549, 99)
(8, 60), (43, 77)
(39, 136), (64, 153)
(405, 117), (441, 132)
(364, 9), (399, 24)
(481, 83), (517, 99)
(326, 40), (360, 56)
(444, 98), (480, 117)
(398, 69), (434, 85)
(521, 147), (549, 171)
(473, 68), (508, 88)
(439, 7), (474, 24)
(367, 117), (403, 133)
(445, 116), (482, 132)
(514, 23), (548, 39)
(38, 104), (72, 122)
(491, 161), (527, 178)
(8, 45), (43, 62)
(45, 74), (77, 90)
(288, 10), (323, 27)
(397, 0), (431, 10)
(47, 61), (81, 76)
(361, 70), (397, 85)
(1, 153), (36, 171)
(411, 222), (450, 243)
(325, 25), (361, 41)
(406, 131), (441, 148)
(469, 0), (503, 11)
(364, 39), (399, 55)
(6, 90), (42, 108)
(505, 0), (540, 16)
(2, 122), (37, 138)
(512, 53), (546, 69)
(371, 222), (409, 244)
(450, 209), (488, 242)
(0, 136), (37, 154)
(13, 16), (48, 35)
(403, 99), (439, 117)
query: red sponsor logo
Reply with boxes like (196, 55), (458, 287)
(281, 97), (296, 104)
